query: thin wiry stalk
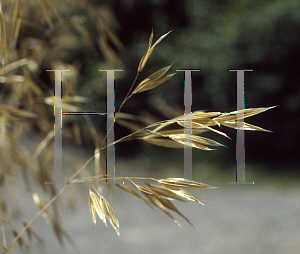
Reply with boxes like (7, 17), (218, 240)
(6, 183), (66, 251)
(116, 72), (139, 117)
(5, 151), (96, 251)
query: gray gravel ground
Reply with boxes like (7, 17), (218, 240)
(5, 176), (300, 254)
(3, 143), (300, 254)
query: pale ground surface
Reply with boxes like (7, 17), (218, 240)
(3, 143), (300, 254)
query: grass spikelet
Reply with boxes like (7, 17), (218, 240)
(89, 190), (97, 225)
(220, 121), (270, 131)
(32, 193), (51, 223)
(89, 186), (119, 235)
(168, 134), (216, 151)
(143, 137), (185, 148)
(137, 29), (153, 73)
(213, 107), (276, 122)
(133, 63), (175, 94)
(116, 184), (153, 205)
(101, 197), (120, 236)
(161, 185), (205, 205)
(141, 129), (205, 148)
(157, 198), (193, 227)
(147, 184), (185, 201)
(138, 187), (180, 226)
(102, 198), (119, 236)
(137, 29), (172, 73)
(123, 179), (207, 226)
(158, 178), (216, 189)
(89, 189), (107, 226)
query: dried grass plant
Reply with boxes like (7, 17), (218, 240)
(0, 0), (275, 252)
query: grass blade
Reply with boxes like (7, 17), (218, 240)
(0, 6), (7, 67)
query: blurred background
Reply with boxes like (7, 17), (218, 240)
(111, 0), (300, 176)
(72, 0), (300, 178)
(1, 0), (300, 253)
(1, 0), (299, 176)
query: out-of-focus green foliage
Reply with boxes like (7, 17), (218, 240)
(110, 0), (300, 170)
